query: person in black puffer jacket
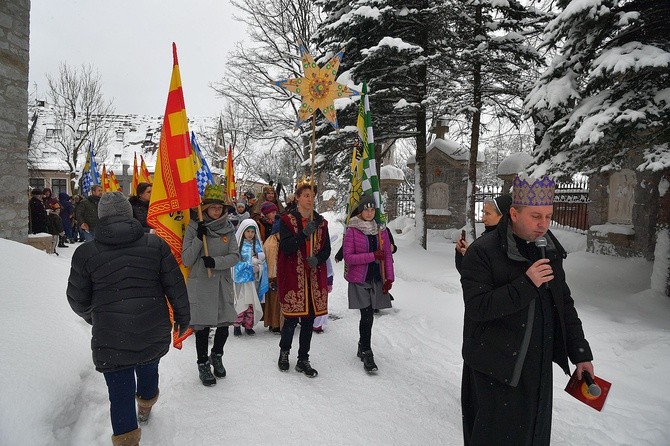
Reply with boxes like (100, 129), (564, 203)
(67, 192), (190, 446)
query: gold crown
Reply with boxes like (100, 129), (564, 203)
(297, 175), (315, 188)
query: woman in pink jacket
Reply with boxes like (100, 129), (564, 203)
(343, 195), (394, 373)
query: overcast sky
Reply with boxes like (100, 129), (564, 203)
(29, 0), (246, 117)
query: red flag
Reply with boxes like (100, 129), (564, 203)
(132, 153), (140, 195)
(101, 164), (110, 192)
(225, 145), (236, 200)
(565, 370), (612, 412)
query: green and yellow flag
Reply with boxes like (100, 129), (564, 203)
(346, 82), (384, 225)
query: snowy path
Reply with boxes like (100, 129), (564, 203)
(2, 226), (670, 445)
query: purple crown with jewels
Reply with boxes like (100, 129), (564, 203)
(512, 174), (556, 206)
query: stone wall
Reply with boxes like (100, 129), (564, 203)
(0, 0), (30, 242)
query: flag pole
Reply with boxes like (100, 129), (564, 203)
(309, 114), (317, 257)
(196, 205), (213, 278)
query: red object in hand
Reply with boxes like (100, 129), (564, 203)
(172, 325), (193, 350)
(564, 369), (611, 411)
(382, 280), (393, 294)
(373, 249), (384, 261)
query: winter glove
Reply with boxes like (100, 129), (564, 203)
(202, 256), (215, 268)
(306, 256), (319, 268)
(373, 249), (384, 261)
(173, 322), (190, 339)
(196, 221), (208, 240)
(303, 220), (318, 237)
(382, 280), (393, 294)
(334, 246), (344, 263)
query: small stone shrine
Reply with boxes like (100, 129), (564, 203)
(588, 153), (669, 260)
(407, 120), (482, 229)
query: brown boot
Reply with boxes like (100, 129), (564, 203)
(111, 427), (141, 446)
(136, 388), (159, 425)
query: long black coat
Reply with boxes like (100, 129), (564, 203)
(460, 217), (592, 445)
(129, 195), (150, 231)
(67, 215), (190, 373)
(29, 197), (48, 234)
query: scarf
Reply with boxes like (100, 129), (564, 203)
(347, 216), (379, 236)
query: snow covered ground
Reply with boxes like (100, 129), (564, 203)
(1, 216), (669, 445)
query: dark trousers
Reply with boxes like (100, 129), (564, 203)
(279, 315), (316, 360)
(195, 326), (229, 364)
(359, 306), (374, 350)
(103, 359), (159, 436)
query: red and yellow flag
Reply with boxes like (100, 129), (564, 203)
(108, 169), (121, 192)
(225, 145), (236, 200)
(147, 43), (199, 349)
(132, 153), (140, 195)
(147, 43), (201, 272)
(101, 164), (110, 192)
(140, 155), (152, 183)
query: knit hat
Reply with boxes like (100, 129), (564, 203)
(31, 188), (43, 196)
(357, 195), (376, 213)
(260, 201), (278, 215)
(98, 191), (133, 219)
(236, 198), (247, 209)
(202, 184), (227, 205)
(512, 174), (556, 206)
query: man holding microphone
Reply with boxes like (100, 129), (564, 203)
(460, 174), (594, 445)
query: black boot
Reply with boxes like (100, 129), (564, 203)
(295, 359), (318, 378)
(233, 326), (242, 337)
(197, 361), (217, 386)
(278, 350), (290, 372)
(209, 353), (226, 378)
(360, 350), (378, 373)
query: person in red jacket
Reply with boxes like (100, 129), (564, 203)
(343, 195), (394, 373)
(276, 182), (331, 377)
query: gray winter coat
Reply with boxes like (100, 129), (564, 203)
(182, 215), (240, 329)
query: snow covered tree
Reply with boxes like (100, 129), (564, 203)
(525, 0), (670, 176)
(317, 0), (446, 248)
(436, 0), (547, 241)
(35, 63), (114, 192)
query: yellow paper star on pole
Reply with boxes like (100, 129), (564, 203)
(275, 43), (359, 130)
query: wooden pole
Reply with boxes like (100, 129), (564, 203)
(197, 204), (213, 278)
(309, 115), (316, 257)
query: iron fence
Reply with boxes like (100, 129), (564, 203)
(390, 179), (590, 232)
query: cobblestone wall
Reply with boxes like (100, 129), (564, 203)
(0, 0), (30, 241)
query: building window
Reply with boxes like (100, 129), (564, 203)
(114, 154), (122, 163)
(29, 178), (45, 190)
(145, 132), (153, 142)
(51, 179), (68, 195)
(116, 130), (124, 141)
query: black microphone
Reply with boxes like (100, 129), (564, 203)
(582, 371), (602, 397)
(535, 236), (549, 289)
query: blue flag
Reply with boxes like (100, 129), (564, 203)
(81, 143), (101, 195)
(191, 132), (214, 196)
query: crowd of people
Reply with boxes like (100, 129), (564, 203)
(60, 173), (595, 446)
